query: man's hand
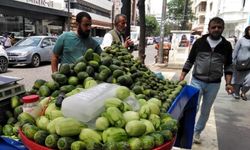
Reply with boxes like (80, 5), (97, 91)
(179, 72), (187, 81)
(51, 53), (59, 73)
(124, 37), (134, 48)
(225, 84), (234, 94)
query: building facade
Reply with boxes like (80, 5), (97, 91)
(0, 0), (68, 37)
(112, 0), (138, 26)
(69, 0), (113, 37)
(192, 0), (250, 38)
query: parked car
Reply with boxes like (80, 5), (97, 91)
(6, 36), (57, 67)
(0, 45), (8, 73)
(147, 37), (154, 45)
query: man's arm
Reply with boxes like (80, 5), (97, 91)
(224, 42), (234, 94)
(51, 33), (64, 72)
(51, 53), (59, 73)
(225, 74), (233, 94)
(101, 33), (113, 50)
(179, 40), (199, 80)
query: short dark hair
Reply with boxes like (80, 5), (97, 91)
(244, 26), (250, 37)
(76, 12), (91, 23)
(208, 17), (224, 27)
(114, 14), (126, 25)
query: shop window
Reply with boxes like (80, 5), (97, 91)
(0, 15), (23, 37)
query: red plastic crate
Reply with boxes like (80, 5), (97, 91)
(19, 129), (52, 150)
(153, 136), (176, 150)
(19, 129), (175, 150)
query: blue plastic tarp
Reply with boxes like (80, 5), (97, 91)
(168, 85), (199, 149)
(0, 136), (27, 150)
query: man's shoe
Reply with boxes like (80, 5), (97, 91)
(241, 93), (247, 101)
(232, 93), (240, 99)
(193, 133), (201, 144)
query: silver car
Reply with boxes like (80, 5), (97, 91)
(6, 36), (57, 67)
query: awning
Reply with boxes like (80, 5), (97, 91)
(92, 25), (111, 29)
(191, 26), (203, 35)
(192, 26), (203, 32)
(92, 20), (112, 29)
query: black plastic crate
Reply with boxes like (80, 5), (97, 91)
(0, 99), (11, 125)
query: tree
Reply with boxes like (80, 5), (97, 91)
(121, 0), (131, 37)
(145, 15), (159, 36)
(167, 0), (195, 30)
(137, 0), (146, 64)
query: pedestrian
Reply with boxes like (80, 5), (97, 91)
(3, 33), (12, 49)
(10, 33), (16, 46)
(101, 14), (134, 51)
(179, 17), (234, 144)
(231, 26), (250, 101)
(51, 11), (102, 73)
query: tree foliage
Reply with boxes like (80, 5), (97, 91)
(167, 0), (195, 29)
(145, 15), (159, 36)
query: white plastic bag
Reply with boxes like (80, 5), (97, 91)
(61, 83), (139, 124)
(61, 83), (119, 123)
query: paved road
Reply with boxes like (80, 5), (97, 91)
(2, 63), (52, 90)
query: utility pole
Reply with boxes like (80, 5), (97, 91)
(121, 0), (131, 38)
(181, 0), (188, 30)
(67, 0), (71, 31)
(159, 0), (166, 64)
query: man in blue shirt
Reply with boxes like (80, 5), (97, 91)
(51, 12), (102, 73)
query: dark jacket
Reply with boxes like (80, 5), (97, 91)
(182, 34), (233, 83)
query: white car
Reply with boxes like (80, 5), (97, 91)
(0, 45), (8, 73)
(147, 37), (154, 45)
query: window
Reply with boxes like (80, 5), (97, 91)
(50, 38), (57, 45)
(199, 16), (205, 24)
(199, 2), (207, 12)
(42, 38), (51, 47)
(210, 2), (213, 11)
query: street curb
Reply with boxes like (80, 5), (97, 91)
(147, 63), (179, 80)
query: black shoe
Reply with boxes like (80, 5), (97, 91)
(241, 93), (247, 101)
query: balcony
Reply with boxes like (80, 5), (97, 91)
(194, 0), (207, 7)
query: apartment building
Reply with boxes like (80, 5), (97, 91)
(192, 0), (250, 38)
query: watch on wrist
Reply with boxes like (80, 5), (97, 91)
(225, 83), (231, 86)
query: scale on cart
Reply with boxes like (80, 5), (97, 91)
(0, 75), (26, 101)
(0, 75), (26, 125)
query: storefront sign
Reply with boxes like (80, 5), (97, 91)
(26, 0), (54, 8)
(14, 0), (65, 10)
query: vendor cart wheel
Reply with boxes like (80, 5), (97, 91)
(31, 54), (40, 67)
(0, 56), (8, 73)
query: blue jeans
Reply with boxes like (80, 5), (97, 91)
(191, 77), (221, 134)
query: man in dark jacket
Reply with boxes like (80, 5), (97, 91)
(179, 17), (234, 144)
